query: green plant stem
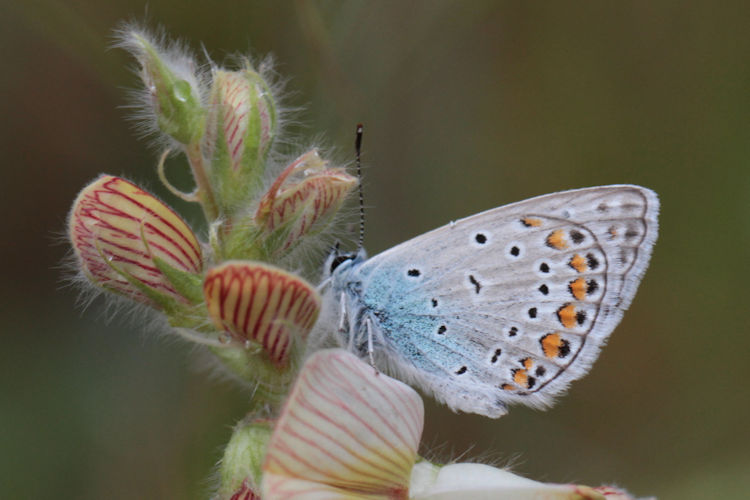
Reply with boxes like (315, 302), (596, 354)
(185, 142), (220, 222)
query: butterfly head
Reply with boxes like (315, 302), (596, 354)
(324, 244), (366, 278)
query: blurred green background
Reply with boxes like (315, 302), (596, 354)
(2, 1), (748, 498)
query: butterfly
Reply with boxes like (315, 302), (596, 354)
(322, 185), (659, 418)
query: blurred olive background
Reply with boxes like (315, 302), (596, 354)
(2, 1), (748, 498)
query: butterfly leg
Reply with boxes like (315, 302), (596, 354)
(338, 292), (348, 333)
(365, 317), (379, 374)
(316, 276), (332, 291)
(337, 292), (356, 352)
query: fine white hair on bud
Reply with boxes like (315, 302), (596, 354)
(113, 23), (210, 148)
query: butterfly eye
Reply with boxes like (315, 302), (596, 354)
(330, 254), (355, 273)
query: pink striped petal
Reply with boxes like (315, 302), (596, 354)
(203, 261), (320, 365)
(261, 477), (386, 499)
(262, 349), (423, 499)
(68, 175), (202, 305)
(256, 150), (357, 253)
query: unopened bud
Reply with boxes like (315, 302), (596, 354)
(217, 419), (271, 500)
(68, 175), (203, 307)
(117, 30), (205, 144)
(203, 261), (320, 365)
(205, 66), (278, 212)
(255, 150), (357, 254)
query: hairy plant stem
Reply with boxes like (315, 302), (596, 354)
(185, 142), (220, 222)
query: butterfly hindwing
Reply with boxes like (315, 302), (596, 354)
(335, 185), (659, 418)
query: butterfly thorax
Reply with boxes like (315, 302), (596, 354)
(325, 249), (370, 353)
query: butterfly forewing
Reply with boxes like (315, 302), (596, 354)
(337, 185), (658, 418)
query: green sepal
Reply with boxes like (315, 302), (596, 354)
(216, 419), (273, 499)
(152, 255), (204, 304)
(215, 218), (267, 262)
(91, 248), (182, 313)
(209, 344), (294, 407)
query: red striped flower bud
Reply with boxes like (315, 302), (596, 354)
(255, 150), (357, 254)
(203, 261), (320, 365)
(205, 67), (278, 212)
(68, 175), (203, 307)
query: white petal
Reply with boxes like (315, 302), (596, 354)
(411, 462), (593, 500)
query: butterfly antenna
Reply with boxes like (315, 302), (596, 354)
(355, 123), (365, 250)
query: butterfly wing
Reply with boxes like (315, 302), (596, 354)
(352, 185), (659, 418)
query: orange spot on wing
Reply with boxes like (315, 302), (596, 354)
(569, 253), (587, 273)
(541, 333), (563, 358)
(521, 217), (542, 227)
(541, 332), (571, 359)
(569, 277), (586, 300)
(546, 229), (568, 250)
(513, 369), (528, 387)
(557, 303), (577, 328)
(522, 358), (533, 370)
(501, 383), (515, 391)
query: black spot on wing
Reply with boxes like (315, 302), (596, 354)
(570, 230), (585, 244)
(469, 275), (482, 293)
(576, 310), (587, 325)
(491, 348), (502, 363)
(586, 253), (599, 270)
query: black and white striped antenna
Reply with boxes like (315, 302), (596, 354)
(355, 123), (365, 250)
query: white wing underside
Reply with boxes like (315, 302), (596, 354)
(347, 185), (659, 418)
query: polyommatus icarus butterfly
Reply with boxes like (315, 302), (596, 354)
(322, 185), (658, 418)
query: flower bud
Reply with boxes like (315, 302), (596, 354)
(68, 175), (203, 307)
(217, 419), (271, 500)
(255, 149), (357, 254)
(117, 30), (205, 145)
(203, 261), (320, 365)
(227, 479), (260, 500)
(205, 67), (278, 211)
